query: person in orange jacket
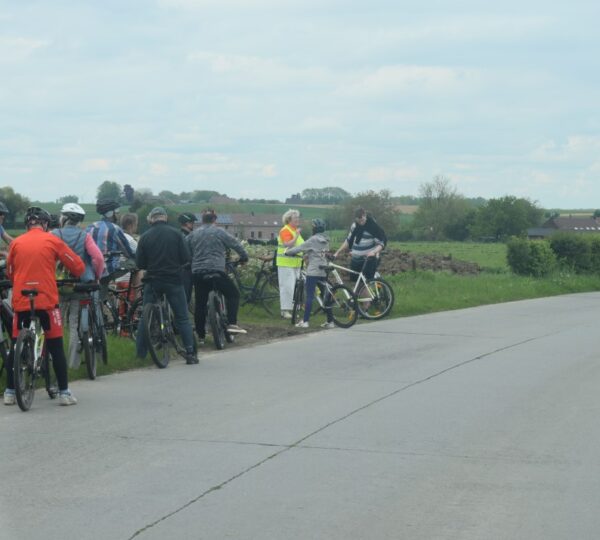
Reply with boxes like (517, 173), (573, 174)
(4, 207), (85, 407)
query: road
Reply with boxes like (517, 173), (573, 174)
(2, 292), (600, 540)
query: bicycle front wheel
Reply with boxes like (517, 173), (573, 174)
(327, 284), (358, 328)
(14, 331), (36, 411)
(208, 291), (226, 350)
(258, 270), (280, 316)
(126, 297), (143, 340)
(291, 279), (305, 325)
(81, 328), (96, 380)
(143, 303), (170, 368)
(41, 347), (58, 399)
(357, 278), (394, 319)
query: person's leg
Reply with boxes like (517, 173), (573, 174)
(303, 276), (318, 323)
(164, 282), (195, 354)
(277, 266), (296, 312)
(46, 337), (69, 392)
(136, 283), (157, 359)
(65, 298), (80, 369)
(217, 275), (240, 325)
(193, 274), (210, 340)
(317, 280), (334, 323)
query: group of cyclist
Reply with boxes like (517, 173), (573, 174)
(0, 199), (386, 408)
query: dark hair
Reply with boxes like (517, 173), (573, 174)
(354, 207), (367, 219)
(120, 213), (138, 232)
(202, 209), (217, 224)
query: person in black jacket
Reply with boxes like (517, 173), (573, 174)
(334, 207), (387, 280)
(135, 207), (197, 364)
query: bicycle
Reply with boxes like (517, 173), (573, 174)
(291, 262), (358, 328)
(0, 279), (13, 377)
(226, 255), (279, 315)
(201, 271), (235, 350)
(103, 270), (143, 339)
(12, 288), (59, 411)
(326, 254), (394, 319)
(140, 278), (186, 368)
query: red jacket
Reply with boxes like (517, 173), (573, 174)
(7, 228), (85, 312)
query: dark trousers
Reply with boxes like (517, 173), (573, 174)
(193, 273), (240, 339)
(135, 279), (195, 358)
(304, 276), (333, 323)
(351, 256), (379, 280)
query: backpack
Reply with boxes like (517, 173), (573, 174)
(55, 229), (84, 295)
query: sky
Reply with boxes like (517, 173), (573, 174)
(1, 0), (599, 208)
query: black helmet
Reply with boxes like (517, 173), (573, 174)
(48, 214), (61, 229)
(0, 201), (9, 214)
(24, 206), (51, 227)
(311, 218), (326, 234)
(178, 212), (198, 225)
(96, 199), (120, 215)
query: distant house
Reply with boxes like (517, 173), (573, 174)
(527, 216), (600, 239)
(191, 212), (281, 242)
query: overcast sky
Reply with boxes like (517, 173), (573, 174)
(1, 0), (599, 208)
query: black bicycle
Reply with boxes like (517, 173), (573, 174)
(13, 288), (59, 411)
(227, 255), (279, 315)
(202, 272), (235, 350)
(0, 279), (14, 378)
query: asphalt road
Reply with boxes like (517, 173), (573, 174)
(2, 292), (600, 540)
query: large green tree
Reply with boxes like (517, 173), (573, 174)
(0, 186), (31, 227)
(470, 196), (543, 240)
(96, 180), (122, 202)
(412, 176), (470, 240)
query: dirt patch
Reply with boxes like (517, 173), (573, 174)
(334, 249), (480, 276)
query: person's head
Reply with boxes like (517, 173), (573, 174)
(178, 212), (197, 231)
(354, 207), (367, 226)
(311, 218), (326, 235)
(120, 212), (139, 234)
(48, 214), (61, 230)
(0, 201), (9, 223)
(147, 207), (168, 224)
(60, 202), (86, 227)
(96, 199), (120, 223)
(282, 209), (300, 227)
(201, 209), (217, 224)
(24, 206), (51, 231)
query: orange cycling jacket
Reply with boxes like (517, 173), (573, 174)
(7, 228), (85, 312)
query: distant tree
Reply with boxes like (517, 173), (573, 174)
(0, 186), (31, 227)
(412, 176), (470, 240)
(470, 196), (543, 240)
(285, 193), (302, 204)
(191, 190), (220, 203)
(594, 209), (600, 219)
(56, 195), (79, 204)
(159, 190), (180, 203)
(123, 184), (135, 204)
(96, 180), (122, 202)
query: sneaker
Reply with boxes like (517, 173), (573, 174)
(185, 352), (199, 365)
(320, 321), (335, 329)
(4, 390), (15, 406)
(58, 391), (78, 406)
(226, 324), (247, 334)
(281, 311), (292, 320)
(295, 321), (309, 328)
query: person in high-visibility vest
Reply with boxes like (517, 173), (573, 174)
(276, 209), (304, 319)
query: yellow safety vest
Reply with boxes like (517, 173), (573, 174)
(276, 225), (304, 268)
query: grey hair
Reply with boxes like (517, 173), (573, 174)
(282, 209), (300, 225)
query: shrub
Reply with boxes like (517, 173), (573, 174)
(507, 238), (556, 277)
(549, 233), (593, 273)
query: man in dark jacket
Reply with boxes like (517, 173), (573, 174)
(334, 207), (387, 280)
(136, 207), (197, 364)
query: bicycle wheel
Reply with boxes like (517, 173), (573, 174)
(126, 297), (143, 340)
(97, 317), (108, 365)
(357, 278), (394, 319)
(41, 347), (58, 399)
(143, 303), (170, 368)
(0, 338), (8, 378)
(102, 298), (119, 336)
(208, 291), (226, 350)
(291, 279), (305, 325)
(258, 271), (280, 316)
(14, 331), (36, 411)
(327, 284), (358, 328)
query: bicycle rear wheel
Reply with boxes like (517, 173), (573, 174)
(81, 329), (96, 381)
(143, 303), (170, 368)
(327, 284), (358, 328)
(357, 278), (394, 319)
(41, 347), (58, 399)
(291, 279), (305, 325)
(257, 270), (280, 316)
(14, 331), (36, 411)
(126, 297), (143, 340)
(101, 297), (119, 336)
(208, 291), (226, 350)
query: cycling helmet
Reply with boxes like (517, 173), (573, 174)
(24, 206), (51, 227)
(96, 199), (120, 215)
(178, 212), (198, 225)
(48, 214), (61, 229)
(61, 202), (86, 223)
(311, 218), (326, 234)
(0, 202), (9, 214)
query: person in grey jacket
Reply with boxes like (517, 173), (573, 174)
(187, 210), (249, 342)
(285, 218), (334, 329)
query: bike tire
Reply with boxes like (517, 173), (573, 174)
(143, 303), (170, 368)
(208, 291), (225, 350)
(81, 327), (96, 380)
(0, 339), (8, 378)
(357, 278), (395, 319)
(101, 298), (120, 336)
(258, 271), (280, 316)
(291, 279), (305, 325)
(98, 319), (108, 364)
(126, 297), (143, 340)
(14, 331), (36, 411)
(41, 347), (58, 399)
(327, 284), (358, 328)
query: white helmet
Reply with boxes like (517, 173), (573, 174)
(61, 202), (86, 222)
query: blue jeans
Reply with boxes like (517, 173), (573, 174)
(136, 280), (195, 358)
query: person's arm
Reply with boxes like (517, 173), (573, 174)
(285, 238), (312, 257)
(221, 231), (249, 261)
(136, 237), (147, 270)
(1, 230), (13, 245)
(5, 243), (15, 280)
(178, 233), (191, 265)
(280, 227), (302, 248)
(85, 233), (106, 280)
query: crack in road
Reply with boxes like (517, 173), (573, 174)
(128, 332), (548, 539)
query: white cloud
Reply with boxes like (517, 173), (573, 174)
(82, 158), (111, 172)
(531, 136), (600, 162)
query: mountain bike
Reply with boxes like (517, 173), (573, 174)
(326, 254), (394, 319)
(13, 288), (59, 411)
(226, 255), (279, 315)
(0, 279), (13, 377)
(291, 264), (358, 328)
(201, 272), (235, 350)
